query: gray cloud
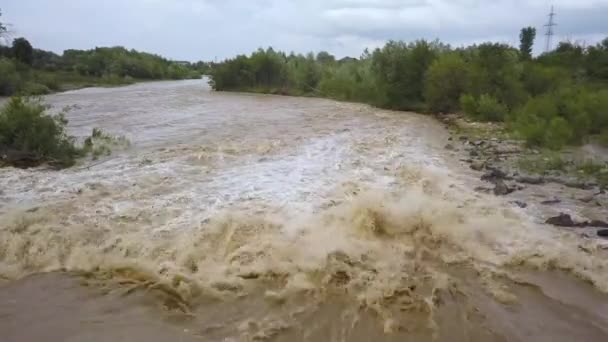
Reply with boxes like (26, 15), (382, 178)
(1, 0), (607, 61)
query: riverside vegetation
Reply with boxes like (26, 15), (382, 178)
(209, 27), (608, 151)
(0, 9), (208, 97)
(0, 8), (203, 168)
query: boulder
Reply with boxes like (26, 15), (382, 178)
(546, 213), (576, 227)
(589, 220), (608, 228)
(470, 161), (485, 171)
(545, 214), (607, 228)
(445, 143), (456, 151)
(598, 229), (608, 237)
(493, 180), (514, 196)
(481, 168), (508, 183)
(516, 175), (545, 185)
(541, 198), (561, 205)
(512, 201), (528, 209)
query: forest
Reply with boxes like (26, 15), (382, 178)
(0, 10), (204, 96)
(210, 28), (608, 149)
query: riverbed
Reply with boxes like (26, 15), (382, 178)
(1, 80), (607, 341)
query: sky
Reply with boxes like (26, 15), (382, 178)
(1, 0), (607, 61)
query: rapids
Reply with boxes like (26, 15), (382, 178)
(1, 80), (607, 341)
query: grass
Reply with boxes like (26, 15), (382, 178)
(517, 150), (608, 188)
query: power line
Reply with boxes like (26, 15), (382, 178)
(544, 5), (557, 53)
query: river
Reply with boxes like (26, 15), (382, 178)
(1, 80), (607, 341)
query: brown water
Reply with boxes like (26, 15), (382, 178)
(1, 80), (608, 342)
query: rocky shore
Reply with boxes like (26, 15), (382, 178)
(441, 115), (608, 240)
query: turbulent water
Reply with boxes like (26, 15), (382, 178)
(1, 80), (608, 342)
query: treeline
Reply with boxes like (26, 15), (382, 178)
(0, 40), (202, 96)
(210, 29), (608, 149)
(0, 9), (202, 96)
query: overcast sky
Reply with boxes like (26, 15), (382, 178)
(1, 0), (607, 61)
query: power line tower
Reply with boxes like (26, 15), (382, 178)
(544, 6), (557, 52)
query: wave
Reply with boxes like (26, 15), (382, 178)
(2, 168), (607, 340)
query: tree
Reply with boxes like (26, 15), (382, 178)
(519, 27), (536, 60)
(12, 37), (34, 65)
(316, 51), (336, 65)
(424, 53), (469, 113)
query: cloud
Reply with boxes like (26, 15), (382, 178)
(1, 0), (607, 61)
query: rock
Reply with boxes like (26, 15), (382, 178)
(459, 136), (469, 141)
(546, 213), (576, 227)
(472, 140), (484, 147)
(545, 176), (596, 190)
(579, 194), (596, 203)
(469, 150), (479, 157)
(589, 220), (608, 228)
(512, 201), (528, 208)
(481, 168), (508, 183)
(448, 137), (453, 141)
(470, 161), (485, 171)
(598, 229), (608, 237)
(544, 214), (607, 228)
(541, 198), (561, 205)
(474, 186), (492, 194)
(493, 180), (514, 196)
(445, 143), (456, 151)
(516, 175), (545, 185)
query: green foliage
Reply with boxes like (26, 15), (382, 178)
(12, 38), (34, 66)
(209, 33), (608, 150)
(83, 127), (130, 161)
(517, 152), (567, 173)
(21, 82), (51, 95)
(510, 86), (608, 148)
(425, 53), (469, 113)
(371, 40), (440, 110)
(0, 97), (81, 167)
(460, 94), (507, 122)
(519, 27), (536, 60)
(465, 43), (526, 109)
(521, 63), (569, 96)
(0, 58), (22, 96)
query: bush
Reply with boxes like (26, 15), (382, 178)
(476, 94), (508, 121)
(460, 94), (507, 122)
(34, 72), (61, 91)
(0, 97), (82, 168)
(21, 82), (51, 95)
(460, 94), (477, 117)
(0, 58), (22, 96)
(425, 53), (469, 113)
(511, 95), (559, 147)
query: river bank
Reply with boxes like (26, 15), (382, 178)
(439, 114), (608, 239)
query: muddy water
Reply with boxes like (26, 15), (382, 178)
(1, 80), (608, 342)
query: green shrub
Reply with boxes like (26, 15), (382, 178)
(0, 58), (22, 96)
(21, 82), (51, 95)
(544, 117), (572, 149)
(460, 94), (507, 122)
(511, 95), (559, 147)
(460, 94), (477, 117)
(424, 53), (469, 113)
(83, 127), (130, 161)
(0, 97), (82, 167)
(476, 94), (508, 121)
(34, 72), (61, 91)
